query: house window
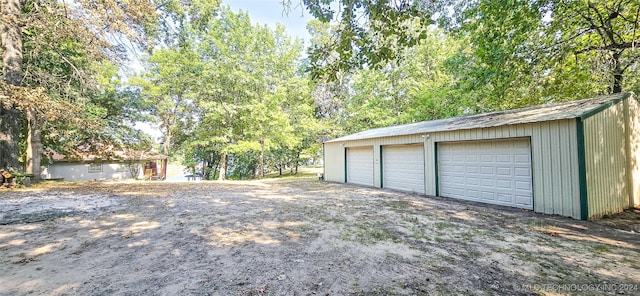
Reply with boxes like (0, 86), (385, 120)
(89, 162), (102, 173)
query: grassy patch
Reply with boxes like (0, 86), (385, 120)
(511, 246), (535, 262)
(412, 231), (430, 241)
(384, 200), (412, 212)
(434, 221), (456, 231)
(341, 222), (400, 244)
(403, 215), (419, 224)
(593, 244), (611, 253)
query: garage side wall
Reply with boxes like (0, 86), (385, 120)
(324, 142), (345, 182)
(425, 120), (581, 219)
(627, 97), (640, 208)
(583, 99), (632, 218)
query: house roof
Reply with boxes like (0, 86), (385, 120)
(48, 148), (167, 162)
(326, 92), (633, 143)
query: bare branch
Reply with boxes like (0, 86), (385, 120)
(574, 42), (635, 54)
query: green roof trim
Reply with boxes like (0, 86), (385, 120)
(578, 93), (631, 120)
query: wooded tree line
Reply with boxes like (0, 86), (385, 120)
(1, 0), (638, 180)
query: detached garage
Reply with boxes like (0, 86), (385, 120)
(323, 93), (640, 220)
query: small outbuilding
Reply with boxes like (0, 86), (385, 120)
(323, 93), (640, 220)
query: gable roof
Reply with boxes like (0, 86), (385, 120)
(326, 93), (633, 143)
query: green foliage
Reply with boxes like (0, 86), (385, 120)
(133, 6), (321, 180)
(304, 0), (432, 80)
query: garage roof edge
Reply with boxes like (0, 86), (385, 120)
(326, 93), (634, 143)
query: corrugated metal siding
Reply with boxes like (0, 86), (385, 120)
(324, 120), (581, 219)
(583, 100), (631, 218)
(425, 120), (580, 218)
(324, 143), (345, 182)
(627, 97), (640, 208)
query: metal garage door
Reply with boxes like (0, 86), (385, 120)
(382, 144), (425, 193)
(438, 138), (533, 209)
(347, 146), (374, 186)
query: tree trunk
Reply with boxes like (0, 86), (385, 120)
(295, 151), (300, 174)
(26, 110), (42, 179)
(258, 138), (264, 179)
(163, 130), (171, 156)
(218, 153), (227, 181)
(612, 52), (624, 94)
(0, 0), (23, 172)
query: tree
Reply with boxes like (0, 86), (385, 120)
(1, 0), (23, 172)
(546, 0), (640, 94)
(132, 49), (200, 158)
(1, 0), (158, 175)
(436, 0), (640, 108)
(302, 0), (432, 79)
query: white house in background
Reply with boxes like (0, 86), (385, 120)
(41, 149), (167, 181)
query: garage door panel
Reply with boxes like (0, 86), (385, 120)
(382, 144), (425, 194)
(439, 138), (533, 209)
(496, 180), (512, 189)
(467, 190), (480, 198)
(480, 154), (494, 162)
(514, 167), (531, 177)
(481, 166), (494, 175)
(515, 181), (530, 190)
(496, 167), (511, 176)
(347, 147), (374, 186)
(497, 193), (513, 203)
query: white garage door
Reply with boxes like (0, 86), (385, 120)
(347, 146), (374, 186)
(382, 144), (425, 194)
(438, 138), (533, 209)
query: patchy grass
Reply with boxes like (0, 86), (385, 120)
(434, 221), (456, 231)
(342, 221), (399, 244)
(593, 244), (611, 253)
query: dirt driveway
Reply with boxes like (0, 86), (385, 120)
(1, 178), (639, 295)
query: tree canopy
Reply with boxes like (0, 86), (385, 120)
(1, 0), (639, 180)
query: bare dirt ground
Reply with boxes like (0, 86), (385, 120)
(1, 177), (639, 296)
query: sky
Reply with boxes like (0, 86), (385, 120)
(225, 0), (314, 44)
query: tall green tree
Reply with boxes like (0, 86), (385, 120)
(136, 6), (317, 180)
(1, 0), (159, 175)
(302, 0), (432, 79)
(300, 0), (640, 107)
(132, 48), (201, 157)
